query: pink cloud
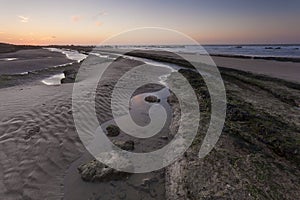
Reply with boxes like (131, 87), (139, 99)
(18, 16), (29, 23)
(95, 21), (102, 27)
(71, 15), (83, 22)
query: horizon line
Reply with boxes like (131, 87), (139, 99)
(1, 42), (300, 47)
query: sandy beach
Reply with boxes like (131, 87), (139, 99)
(0, 47), (299, 199)
(1, 0), (300, 199)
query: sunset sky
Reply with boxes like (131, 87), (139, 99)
(0, 0), (300, 45)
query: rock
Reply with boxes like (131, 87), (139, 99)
(77, 159), (129, 182)
(61, 77), (74, 84)
(61, 69), (77, 84)
(167, 95), (177, 104)
(63, 69), (77, 79)
(115, 140), (135, 151)
(145, 95), (160, 103)
(106, 124), (120, 137)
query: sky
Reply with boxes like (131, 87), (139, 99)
(0, 0), (299, 45)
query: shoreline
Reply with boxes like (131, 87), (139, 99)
(99, 49), (300, 83)
(210, 53), (300, 63)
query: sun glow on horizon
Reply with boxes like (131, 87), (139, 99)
(1, 0), (300, 45)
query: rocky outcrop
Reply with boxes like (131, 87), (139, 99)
(144, 95), (160, 103)
(78, 159), (130, 182)
(114, 140), (135, 151)
(106, 124), (120, 137)
(61, 69), (77, 83)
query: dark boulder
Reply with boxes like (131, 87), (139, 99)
(61, 69), (77, 84)
(145, 95), (160, 103)
(106, 124), (120, 137)
(115, 140), (135, 151)
(78, 159), (130, 182)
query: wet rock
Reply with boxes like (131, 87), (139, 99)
(61, 69), (77, 84)
(106, 124), (120, 137)
(115, 140), (135, 151)
(145, 95), (160, 103)
(61, 77), (74, 84)
(167, 95), (177, 104)
(77, 159), (129, 182)
(63, 69), (77, 79)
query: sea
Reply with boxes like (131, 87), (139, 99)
(114, 45), (300, 59)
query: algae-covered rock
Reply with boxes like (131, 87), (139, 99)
(77, 160), (128, 182)
(145, 95), (160, 103)
(114, 140), (135, 151)
(106, 124), (120, 137)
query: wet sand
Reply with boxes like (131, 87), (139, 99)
(0, 54), (173, 199)
(0, 48), (73, 75)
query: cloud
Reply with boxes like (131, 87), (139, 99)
(18, 16), (29, 23)
(92, 11), (108, 20)
(97, 11), (108, 16)
(0, 31), (4, 34)
(40, 36), (57, 41)
(95, 21), (103, 27)
(71, 15), (83, 22)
